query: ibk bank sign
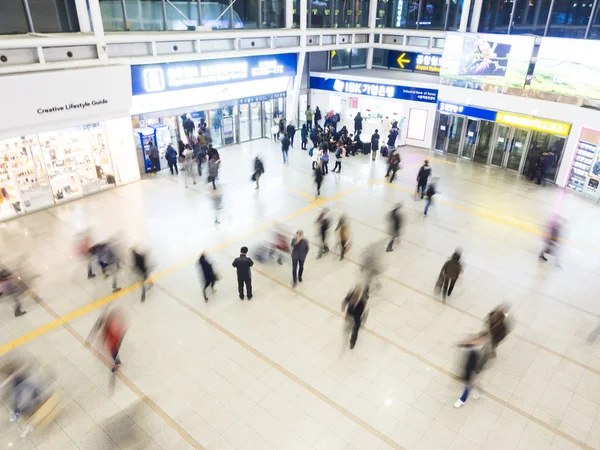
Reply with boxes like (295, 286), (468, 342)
(130, 53), (297, 96)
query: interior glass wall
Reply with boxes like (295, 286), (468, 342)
(1, 0), (79, 34)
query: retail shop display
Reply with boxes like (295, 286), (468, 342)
(567, 141), (595, 192)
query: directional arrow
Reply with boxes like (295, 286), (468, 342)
(332, 50), (337, 58)
(397, 52), (410, 68)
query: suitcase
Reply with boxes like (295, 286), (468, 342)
(362, 142), (371, 155)
(380, 145), (389, 157)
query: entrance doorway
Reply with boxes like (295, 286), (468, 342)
(473, 120), (494, 164)
(489, 126), (531, 171)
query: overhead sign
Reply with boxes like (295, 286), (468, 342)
(496, 112), (571, 136)
(310, 76), (438, 103)
(239, 92), (286, 104)
(437, 102), (497, 121)
(131, 53), (297, 96)
(387, 50), (442, 74)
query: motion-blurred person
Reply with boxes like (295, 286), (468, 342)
(211, 189), (223, 224)
(342, 284), (368, 349)
(0, 360), (33, 423)
(301, 124), (308, 150)
(453, 333), (489, 408)
(371, 129), (380, 161)
(361, 241), (384, 295)
(417, 160), (431, 199)
(388, 150), (401, 183)
(183, 144), (197, 188)
(386, 204), (403, 252)
(316, 210), (331, 259)
(287, 122), (296, 147)
(86, 240), (121, 292)
(436, 249), (462, 302)
(424, 178), (438, 216)
(312, 145), (322, 170)
(132, 247), (152, 302)
(198, 252), (218, 302)
(208, 154), (220, 190)
(281, 133), (291, 164)
(291, 230), (309, 287)
(336, 215), (350, 260)
(384, 149), (397, 177)
(232, 246), (254, 300)
(0, 268), (27, 317)
(87, 307), (128, 392)
(253, 156), (265, 190)
(165, 144), (178, 175)
(487, 303), (510, 357)
(183, 115), (195, 139)
(539, 216), (562, 262)
(314, 161), (324, 197)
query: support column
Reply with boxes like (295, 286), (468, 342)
(470, 0), (482, 31)
(87, 0), (108, 60)
(300, 0), (307, 29)
(73, 0), (92, 32)
(458, 0), (472, 32)
(288, 51), (306, 124)
(366, 0), (378, 68)
(286, 0), (294, 27)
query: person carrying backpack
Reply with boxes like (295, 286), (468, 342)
(333, 143), (345, 173)
(321, 147), (329, 174)
(165, 144), (178, 175)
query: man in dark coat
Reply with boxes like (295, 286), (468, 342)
(232, 246), (254, 300)
(386, 204), (402, 252)
(417, 160), (432, 199)
(199, 253), (217, 302)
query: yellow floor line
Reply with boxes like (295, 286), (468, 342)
(0, 183), (366, 357)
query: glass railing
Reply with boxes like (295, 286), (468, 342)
(0, 0), (79, 34)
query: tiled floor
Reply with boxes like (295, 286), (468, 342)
(1, 137), (600, 450)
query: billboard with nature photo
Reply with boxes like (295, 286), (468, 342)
(531, 38), (600, 101)
(440, 32), (535, 89)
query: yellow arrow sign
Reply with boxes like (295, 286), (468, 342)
(332, 50), (336, 58)
(397, 52), (410, 69)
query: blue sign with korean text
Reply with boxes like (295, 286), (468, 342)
(437, 102), (497, 121)
(131, 53), (297, 96)
(239, 92), (286, 104)
(309, 76), (438, 103)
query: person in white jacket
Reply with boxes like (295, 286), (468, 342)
(312, 146), (323, 170)
(183, 145), (196, 188)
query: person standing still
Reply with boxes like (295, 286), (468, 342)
(305, 107), (313, 131)
(232, 247), (253, 300)
(280, 133), (291, 164)
(417, 160), (432, 199)
(148, 142), (160, 173)
(336, 215), (350, 260)
(198, 252), (218, 302)
(316, 210), (331, 259)
(371, 130), (380, 161)
(386, 204), (402, 252)
(354, 112), (363, 135)
(314, 106), (322, 129)
(333, 143), (345, 173)
(301, 124), (308, 150)
(321, 149), (329, 174)
(291, 231), (309, 287)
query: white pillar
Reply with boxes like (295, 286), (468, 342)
(366, 0), (378, 68)
(459, 0), (472, 32)
(87, 0), (108, 60)
(286, 0), (294, 28)
(470, 0), (482, 32)
(74, 0), (92, 32)
(288, 50), (306, 123)
(300, 0), (307, 30)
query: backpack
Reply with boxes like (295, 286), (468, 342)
(308, 147), (313, 157)
(322, 152), (329, 162)
(335, 149), (341, 159)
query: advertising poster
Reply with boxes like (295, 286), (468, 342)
(440, 32), (535, 89)
(531, 38), (600, 101)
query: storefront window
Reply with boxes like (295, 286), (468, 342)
(419, 0), (448, 29)
(233, 0), (260, 29)
(376, 0), (394, 27)
(351, 48), (367, 67)
(589, 4), (600, 39)
(262, 0), (285, 27)
(373, 49), (389, 67)
(446, 0), (464, 30)
(331, 49), (351, 69)
(310, 0), (333, 27)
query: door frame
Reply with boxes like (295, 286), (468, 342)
(433, 112), (450, 153)
(458, 118), (481, 160)
(504, 127), (532, 173)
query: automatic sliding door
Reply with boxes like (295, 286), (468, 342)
(473, 120), (494, 164)
(250, 102), (262, 140)
(461, 119), (479, 160)
(491, 125), (510, 166)
(506, 128), (530, 171)
(447, 116), (464, 155)
(434, 113), (450, 152)
(239, 103), (250, 142)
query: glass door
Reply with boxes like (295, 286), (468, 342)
(491, 125), (510, 166)
(447, 115), (464, 155)
(239, 103), (250, 142)
(461, 119), (479, 160)
(506, 128), (530, 171)
(250, 102), (263, 140)
(263, 100), (274, 138)
(473, 120), (494, 164)
(434, 113), (450, 152)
